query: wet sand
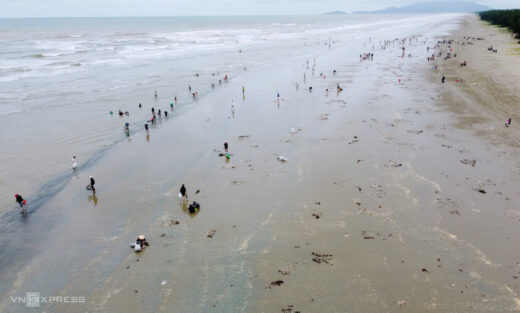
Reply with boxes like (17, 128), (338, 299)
(2, 15), (520, 312)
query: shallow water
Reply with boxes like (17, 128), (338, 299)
(0, 14), (462, 218)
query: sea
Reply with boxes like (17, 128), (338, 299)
(0, 14), (462, 219)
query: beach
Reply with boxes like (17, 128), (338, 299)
(1, 14), (520, 312)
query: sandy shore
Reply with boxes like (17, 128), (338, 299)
(1, 14), (520, 313)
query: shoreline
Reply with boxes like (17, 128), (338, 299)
(2, 14), (520, 312)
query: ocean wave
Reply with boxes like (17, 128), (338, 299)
(271, 23), (297, 27)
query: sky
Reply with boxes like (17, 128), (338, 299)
(0, 0), (516, 18)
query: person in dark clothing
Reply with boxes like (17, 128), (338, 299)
(15, 194), (25, 208)
(441, 75), (446, 83)
(188, 201), (200, 214)
(180, 184), (187, 199)
(136, 235), (149, 247)
(89, 176), (96, 193)
(144, 123), (149, 133)
(132, 235), (149, 252)
(224, 142), (228, 153)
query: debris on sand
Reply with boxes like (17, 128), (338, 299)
(460, 159), (476, 167)
(385, 160), (402, 168)
(274, 154), (288, 162)
(358, 207), (368, 215)
(231, 180), (244, 185)
(327, 99), (346, 104)
(314, 201), (321, 205)
(362, 231), (375, 239)
(475, 189), (486, 194)
(449, 209), (460, 215)
(207, 230), (216, 238)
(407, 130), (423, 134)
(422, 268), (429, 273)
(361, 230), (392, 240)
(238, 135), (250, 140)
(268, 280), (284, 288)
(319, 113), (329, 120)
(160, 233), (166, 238)
(312, 213), (322, 219)
(282, 305), (300, 313)
(312, 252), (333, 264)
(397, 299), (407, 307)
(163, 219), (180, 226)
(278, 269), (290, 276)
(357, 159), (362, 163)
(195, 189), (200, 194)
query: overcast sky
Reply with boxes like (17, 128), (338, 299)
(0, 0), (516, 18)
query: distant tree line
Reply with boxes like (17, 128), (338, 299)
(479, 9), (520, 40)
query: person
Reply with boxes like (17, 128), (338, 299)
(89, 176), (96, 193)
(158, 109), (161, 116)
(164, 111), (168, 117)
(124, 122), (130, 133)
(72, 156), (78, 170)
(180, 184), (187, 199)
(224, 142), (228, 153)
(15, 194), (25, 208)
(139, 103), (142, 108)
(170, 103), (174, 110)
(144, 123), (149, 133)
(242, 86), (245, 95)
(132, 235), (149, 252)
(442, 76), (446, 83)
(118, 110), (124, 116)
(155, 90), (157, 99)
(506, 118), (512, 127)
(231, 100), (235, 113)
(188, 201), (200, 214)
